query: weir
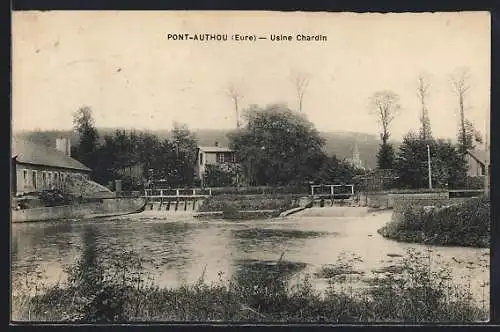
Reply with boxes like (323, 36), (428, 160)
(142, 188), (210, 212)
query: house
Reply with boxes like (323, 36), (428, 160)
(195, 144), (237, 184)
(11, 137), (92, 194)
(465, 149), (488, 177)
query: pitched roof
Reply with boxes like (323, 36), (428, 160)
(198, 146), (234, 153)
(12, 137), (91, 172)
(467, 149), (488, 165)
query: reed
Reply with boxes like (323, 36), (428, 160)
(11, 249), (488, 323)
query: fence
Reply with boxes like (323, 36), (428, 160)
(143, 188), (212, 197)
(310, 184), (354, 197)
(143, 185), (361, 197)
(209, 186), (310, 196)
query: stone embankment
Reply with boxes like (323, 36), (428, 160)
(12, 197), (147, 223)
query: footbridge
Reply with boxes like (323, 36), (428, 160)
(310, 184), (357, 207)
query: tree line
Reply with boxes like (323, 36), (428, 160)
(71, 67), (484, 191)
(367, 68), (484, 189)
(71, 105), (365, 190)
(72, 106), (198, 190)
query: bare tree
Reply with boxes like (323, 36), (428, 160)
(291, 71), (310, 113)
(416, 74), (432, 141)
(449, 67), (472, 154)
(369, 91), (401, 144)
(227, 83), (243, 129)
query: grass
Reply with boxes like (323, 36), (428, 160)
(315, 252), (365, 280)
(209, 186), (310, 196)
(198, 194), (300, 219)
(378, 196), (490, 248)
(11, 243), (488, 323)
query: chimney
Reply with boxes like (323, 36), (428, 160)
(56, 137), (71, 157)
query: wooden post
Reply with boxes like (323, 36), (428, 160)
(427, 145), (433, 190)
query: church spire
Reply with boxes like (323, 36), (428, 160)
(352, 142), (360, 162)
(349, 141), (364, 170)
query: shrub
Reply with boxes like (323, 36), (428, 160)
(12, 249), (488, 323)
(37, 189), (73, 207)
(198, 195), (298, 213)
(379, 197), (490, 248)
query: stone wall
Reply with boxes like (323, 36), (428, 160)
(389, 192), (450, 212)
(359, 191), (451, 209)
(12, 197), (146, 223)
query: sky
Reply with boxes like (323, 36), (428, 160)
(12, 11), (490, 140)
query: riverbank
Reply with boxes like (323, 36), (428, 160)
(291, 206), (371, 218)
(378, 197), (490, 248)
(12, 248), (487, 323)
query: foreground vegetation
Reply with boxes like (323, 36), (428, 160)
(12, 243), (488, 323)
(378, 197), (490, 248)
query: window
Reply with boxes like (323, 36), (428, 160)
(23, 170), (27, 182)
(42, 172), (47, 188)
(32, 171), (37, 189)
(217, 153), (224, 163)
(199, 153), (204, 165)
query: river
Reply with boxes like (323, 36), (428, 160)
(11, 207), (489, 306)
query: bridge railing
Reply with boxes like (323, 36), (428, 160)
(143, 188), (212, 197)
(310, 184), (354, 197)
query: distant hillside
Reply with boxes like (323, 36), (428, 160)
(13, 128), (390, 169)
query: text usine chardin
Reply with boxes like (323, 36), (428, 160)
(166, 33), (328, 42)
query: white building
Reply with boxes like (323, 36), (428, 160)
(195, 145), (237, 182)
